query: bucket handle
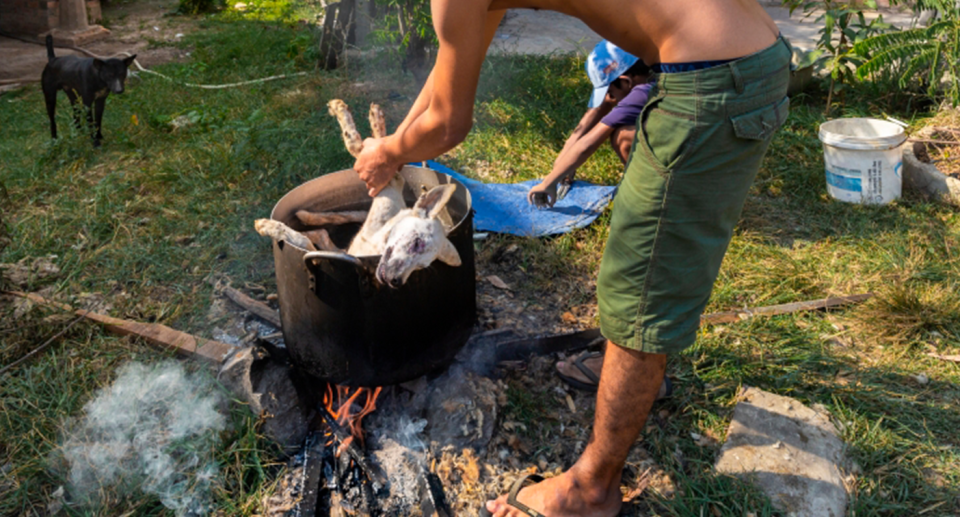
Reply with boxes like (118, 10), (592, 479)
(303, 251), (363, 268)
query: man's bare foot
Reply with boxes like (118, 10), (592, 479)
(485, 467), (621, 517)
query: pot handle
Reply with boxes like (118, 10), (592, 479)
(303, 251), (363, 269)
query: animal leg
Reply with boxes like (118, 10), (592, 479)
(83, 101), (95, 142)
(302, 229), (341, 252)
(43, 86), (58, 139)
(369, 103), (386, 139)
(327, 99), (363, 158)
(64, 89), (82, 130)
(93, 97), (106, 146)
(254, 219), (317, 251)
(296, 210), (368, 226)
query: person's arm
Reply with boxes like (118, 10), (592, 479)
(353, 5), (505, 196)
(558, 104), (613, 156)
(394, 69), (435, 136)
(528, 122), (615, 207)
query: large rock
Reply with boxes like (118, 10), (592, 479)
(218, 346), (313, 453)
(423, 367), (498, 451)
(715, 387), (849, 517)
(903, 135), (960, 206)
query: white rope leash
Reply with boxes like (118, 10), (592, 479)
(129, 58), (312, 89)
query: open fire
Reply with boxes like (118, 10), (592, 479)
(265, 380), (453, 517)
(323, 384), (383, 450)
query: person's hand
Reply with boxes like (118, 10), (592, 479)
(354, 137), (403, 197)
(527, 181), (558, 208)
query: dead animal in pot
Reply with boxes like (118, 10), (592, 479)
(255, 100), (461, 287)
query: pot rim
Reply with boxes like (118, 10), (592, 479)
(268, 164), (473, 258)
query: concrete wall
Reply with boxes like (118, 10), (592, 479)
(0, 0), (59, 35)
(0, 0), (102, 36)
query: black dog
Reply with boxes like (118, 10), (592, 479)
(41, 35), (136, 146)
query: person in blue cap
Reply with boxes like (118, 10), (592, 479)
(528, 40), (654, 208)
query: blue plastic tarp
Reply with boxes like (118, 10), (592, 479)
(424, 161), (617, 237)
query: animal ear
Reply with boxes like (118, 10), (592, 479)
(413, 184), (456, 219)
(93, 59), (105, 71)
(123, 55), (137, 68)
(436, 238), (461, 267)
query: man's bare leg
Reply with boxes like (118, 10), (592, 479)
(486, 342), (667, 517)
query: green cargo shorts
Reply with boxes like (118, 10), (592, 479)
(597, 36), (792, 354)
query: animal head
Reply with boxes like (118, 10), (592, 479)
(375, 184), (461, 288)
(93, 55), (136, 94)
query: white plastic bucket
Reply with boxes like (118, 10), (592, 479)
(818, 118), (907, 204)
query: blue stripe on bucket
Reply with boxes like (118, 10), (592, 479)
(825, 170), (861, 192)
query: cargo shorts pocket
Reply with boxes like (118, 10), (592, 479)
(731, 96), (790, 141)
(638, 96), (701, 172)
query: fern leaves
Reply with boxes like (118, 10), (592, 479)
(855, 15), (960, 106)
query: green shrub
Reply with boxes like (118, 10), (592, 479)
(177, 0), (224, 15)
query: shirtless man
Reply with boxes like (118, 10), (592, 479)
(353, 1), (789, 515)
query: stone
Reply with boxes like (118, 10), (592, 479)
(218, 346), (313, 453)
(715, 387), (849, 517)
(903, 129), (960, 206)
(423, 366), (498, 451)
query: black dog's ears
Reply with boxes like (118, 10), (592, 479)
(93, 59), (105, 71)
(123, 55), (137, 68)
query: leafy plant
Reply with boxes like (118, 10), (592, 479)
(177, 0), (225, 15)
(785, 0), (891, 114)
(854, 0), (960, 107)
(370, 0), (436, 81)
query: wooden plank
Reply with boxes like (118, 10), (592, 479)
(701, 293), (873, 325)
(4, 291), (233, 365)
(222, 286), (282, 328)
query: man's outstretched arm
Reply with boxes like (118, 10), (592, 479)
(394, 69), (435, 136)
(354, 3), (504, 196)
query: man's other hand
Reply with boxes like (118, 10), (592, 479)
(354, 137), (402, 196)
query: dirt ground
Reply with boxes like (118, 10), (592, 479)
(0, 0), (194, 89)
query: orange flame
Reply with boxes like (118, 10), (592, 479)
(323, 384), (382, 448)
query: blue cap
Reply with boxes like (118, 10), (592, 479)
(586, 40), (640, 108)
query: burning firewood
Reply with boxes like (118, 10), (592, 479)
(318, 404), (388, 491)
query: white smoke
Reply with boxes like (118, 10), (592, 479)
(61, 361), (227, 515)
(393, 415), (428, 451)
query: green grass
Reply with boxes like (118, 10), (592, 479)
(3, 2), (960, 515)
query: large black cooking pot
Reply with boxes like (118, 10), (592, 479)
(269, 165), (476, 386)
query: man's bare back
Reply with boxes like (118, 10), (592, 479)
(490, 0), (780, 66)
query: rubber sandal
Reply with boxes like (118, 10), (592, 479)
(557, 350), (674, 400)
(479, 473), (546, 517)
(556, 350), (603, 392)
